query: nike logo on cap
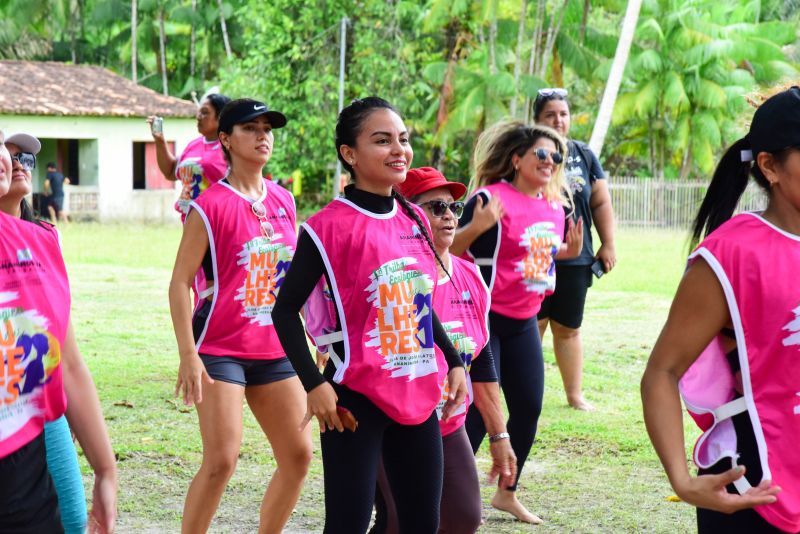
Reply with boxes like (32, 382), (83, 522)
(254, 105), (266, 110)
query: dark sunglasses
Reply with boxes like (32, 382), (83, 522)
(11, 152), (36, 171)
(419, 200), (464, 219)
(534, 147), (563, 165)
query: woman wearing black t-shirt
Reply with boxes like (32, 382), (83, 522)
(534, 88), (617, 411)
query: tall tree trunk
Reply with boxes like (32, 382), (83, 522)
(432, 22), (463, 170)
(488, 7), (497, 75)
(217, 0), (233, 60)
(524, 0), (546, 122)
(510, 0), (528, 118)
(159, 7), (168, 95)
(579, 0), (590, 44)
(537, 0), (570, 79)
(190, 0), (197, 79)
(588, 0), (643, 157)
(131, 0), (137, 82)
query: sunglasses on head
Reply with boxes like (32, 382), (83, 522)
(537, 88), (568, 98)
(11, 152), (36, 171)
(419, 200), (464, 219)
(251, 200), (275, 239)
(534, 147), (563, 165)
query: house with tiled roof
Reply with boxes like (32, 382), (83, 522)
(0, 60), (200, 222)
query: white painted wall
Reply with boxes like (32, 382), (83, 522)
(0, 114), (197, 223)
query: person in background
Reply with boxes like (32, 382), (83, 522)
(44, 161), (70, 224)
(452, 121), (583, 524)
(148, 93), (231, 217)
(534, 88), (617, 411)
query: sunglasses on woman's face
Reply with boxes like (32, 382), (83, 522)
(419, 200), (465, 219)
(534, 148), (563, 165)
(11, 152), (36, 171)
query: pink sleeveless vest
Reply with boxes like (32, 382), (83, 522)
(433, 255), (491, 436)
(466, 182), (566, 319)
(0, 214), (70, 458)
(680, 213), (800, 531)
(302, 198), (446, 425)
(191, 179), (296, 360)
(175, 136), (228, 215)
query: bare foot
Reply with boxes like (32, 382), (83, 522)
(491, 489), (543, 524)
(568, 396), (595, 411)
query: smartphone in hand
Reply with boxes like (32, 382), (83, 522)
(590, 259), (606, 279)
(151, 116), (163, 135)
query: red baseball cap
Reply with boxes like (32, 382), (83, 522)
(396, 167), (467, 200)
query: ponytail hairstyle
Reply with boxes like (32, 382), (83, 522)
(690, 85), (800, 248)
(470, 120), (572, 208)
(689, 139), (772, 248)
(335, 97), (451, 279)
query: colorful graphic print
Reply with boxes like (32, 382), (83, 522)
(365, 257), (437, 379)
(435, 320), (478, 419)
(565, 162), (587, 193)
(0, 297), (61, 441)
(234, 237), (294, 326)
(516, 222), (561, 293)
(175, 158), (209, 214)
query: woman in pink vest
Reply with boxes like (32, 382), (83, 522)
(169, 99), (312, 533)
(451, 121), (583, 524)
(642, 86), (800, 532)
(371, 166), (517, 533)
(272, 97), (468, 534)
(0, 131), (117, 533)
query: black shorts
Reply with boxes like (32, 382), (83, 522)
(199, 354), (296, 387)
(0, 434), (64, 534)
(49, 197), (64, 214)
(537, 264), (593, 329)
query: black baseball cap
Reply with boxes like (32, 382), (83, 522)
(747, 86), (800, 156)
(218, 98), (287, 133)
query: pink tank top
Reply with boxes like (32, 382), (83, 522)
(175, 136), (228, 215)
(0, 214), (70, 458)
(302, 198), (446, 425)
(191, 179), (296, 360)
(433, 255), (491, 436)
(467, 181), (566, 319)
(680, 213), (800, 531)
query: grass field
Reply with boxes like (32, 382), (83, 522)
(59, 223), (699, 533)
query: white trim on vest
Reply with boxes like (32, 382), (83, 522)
(743, 212), (800, 242)
(218, 177), (268, 205)
(335, 196), (398, 219)
(689, 246), (772, 487)
(188, 201), (220, 351)
(301, 221), (351, 383)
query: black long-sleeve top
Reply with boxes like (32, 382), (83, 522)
(272, 186), (496, 393)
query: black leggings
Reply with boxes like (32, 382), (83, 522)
(465, 311), (544, 491)
(321, 380), (444, 534)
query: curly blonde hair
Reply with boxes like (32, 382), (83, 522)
(469, 120), (571, 206)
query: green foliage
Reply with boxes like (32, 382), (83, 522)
(2, 0), (798, 187)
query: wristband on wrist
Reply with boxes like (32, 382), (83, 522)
(489, 432), (510, 443)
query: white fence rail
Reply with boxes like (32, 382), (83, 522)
(607, 176), (768, 229)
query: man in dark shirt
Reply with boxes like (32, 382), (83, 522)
(45, 162), (69, 223)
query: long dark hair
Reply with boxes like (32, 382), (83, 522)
(690, 138), (776, 248)
(19, 198), (45, 227)
(335, 97), (451, 278)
